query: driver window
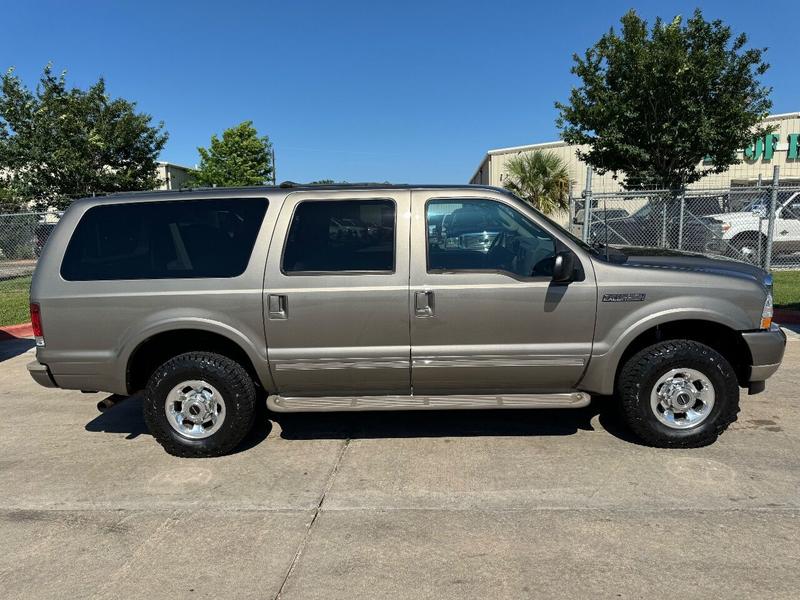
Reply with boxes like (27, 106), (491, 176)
(426, 199), (556, 277)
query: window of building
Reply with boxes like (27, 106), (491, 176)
(282, 199), (395, 273)
(61, 198), (267, 281)
(427, 199), (555, 277)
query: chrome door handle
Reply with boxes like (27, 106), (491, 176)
(268, 294), (288, 319)
(415, 290), (434, 317)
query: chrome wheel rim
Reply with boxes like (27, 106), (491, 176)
(650, 368), (715, 430)
(165, 380), (226, 439)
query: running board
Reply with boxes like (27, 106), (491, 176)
(267, 392), (591, 413)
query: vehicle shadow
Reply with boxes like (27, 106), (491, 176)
(273, 399), (639, 444)
(0, 337), (35, 362)
(83, 393), (275, 455)
(84, 394), (640, 450)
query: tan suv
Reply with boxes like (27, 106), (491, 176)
(28, 184), (785, 456)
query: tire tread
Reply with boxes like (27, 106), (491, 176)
(618, 340), (740, 448)
(143, 351), (256, 458)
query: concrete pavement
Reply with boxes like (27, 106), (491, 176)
(0, 339), (798, 599)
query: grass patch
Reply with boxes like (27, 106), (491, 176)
(772, 271), (800, 311)
(0, 275), (31, 326)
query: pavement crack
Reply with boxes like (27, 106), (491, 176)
(273, 438), (350, 600)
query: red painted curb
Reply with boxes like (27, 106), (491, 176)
(774, 309), (800, 325)
(0, 322), (33, 341)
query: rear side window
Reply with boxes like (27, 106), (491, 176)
(282, 199), (395, 273)
(61, 198), (267, 281)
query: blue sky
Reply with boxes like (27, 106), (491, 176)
(2, 0), (797, 183)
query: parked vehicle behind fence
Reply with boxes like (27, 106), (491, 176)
(707, 191), (800, 263)
(28, 184), (785, 457)
(585, 196), (726, 255)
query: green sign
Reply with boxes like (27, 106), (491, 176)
(704, 133), (800, 164)
(744, 133), (800, 161)
(789, 134), (800, 160)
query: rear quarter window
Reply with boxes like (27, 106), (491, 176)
(61, 198), (267, 281)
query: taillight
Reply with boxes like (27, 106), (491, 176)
(30, 302), (45, 346)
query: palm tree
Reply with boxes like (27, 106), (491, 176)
(503, 150), (572, 215)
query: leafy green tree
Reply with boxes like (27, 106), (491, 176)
(0, 65), (168, 210)
(192, 121), (273, 187)
(556, 9), (772, 189)
(503, 151), (571, 214)
(0, 182), (17, 213)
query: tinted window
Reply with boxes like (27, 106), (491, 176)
(427, 199), (555, 277)
(61, 198), (267, 281)
(282, 200), (395, 273)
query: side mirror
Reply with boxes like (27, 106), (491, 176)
(552, 251), (576, 283)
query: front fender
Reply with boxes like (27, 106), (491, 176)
(580, 301), (753, 395)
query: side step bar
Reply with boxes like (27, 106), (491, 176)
(267, 392), (590, 413)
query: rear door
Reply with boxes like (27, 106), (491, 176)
(264, 190), (411, 396)
(409, 189), (596, 394)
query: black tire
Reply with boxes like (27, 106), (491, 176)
(143, 352), (257, 457)
(727, 233), (765, 265)
(617, 340), (739, 448)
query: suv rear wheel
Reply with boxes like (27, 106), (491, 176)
(143, 352), (257, 457)
(617, 340), (739, 448)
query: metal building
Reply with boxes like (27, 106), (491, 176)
(471, 112), (800, 193)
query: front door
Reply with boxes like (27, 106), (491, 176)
(264, 190), (411, 396)
(409, 190), (597, 394)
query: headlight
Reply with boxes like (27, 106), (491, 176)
(760, 293), (773, 329)
(720, 222), (731, 232)
(761, 274), (773, 329)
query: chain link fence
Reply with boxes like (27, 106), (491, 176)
(0, 211), (62, 280)
(569, 167), (800, 271)
(0, 211), (61, 326)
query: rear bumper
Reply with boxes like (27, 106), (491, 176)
(742, 325), (787, 383)
(27, 360), (58, 388)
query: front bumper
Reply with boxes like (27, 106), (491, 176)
(742, 324), (787, 382)
(27, 360), (58, 388)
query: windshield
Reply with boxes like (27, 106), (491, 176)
(744, 197), (768, 212)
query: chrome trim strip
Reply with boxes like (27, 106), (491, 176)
(412, 355), (586, 368)
(274, 355), (585, 371)
(273, 358), (409, 371)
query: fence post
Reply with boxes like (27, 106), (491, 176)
(581, 166), (593, 243)
(757, 215), (764, 266)
(661, 204), (668, 248)
(568, 186), (575, 233)
(677, 190), (686, 251)
(764, 166), (780, 271)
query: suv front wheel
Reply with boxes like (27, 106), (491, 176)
(617, 340), (740, 448)
(143, 352), (257, 457)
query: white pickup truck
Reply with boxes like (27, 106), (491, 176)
(710, 191), (800, 262)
